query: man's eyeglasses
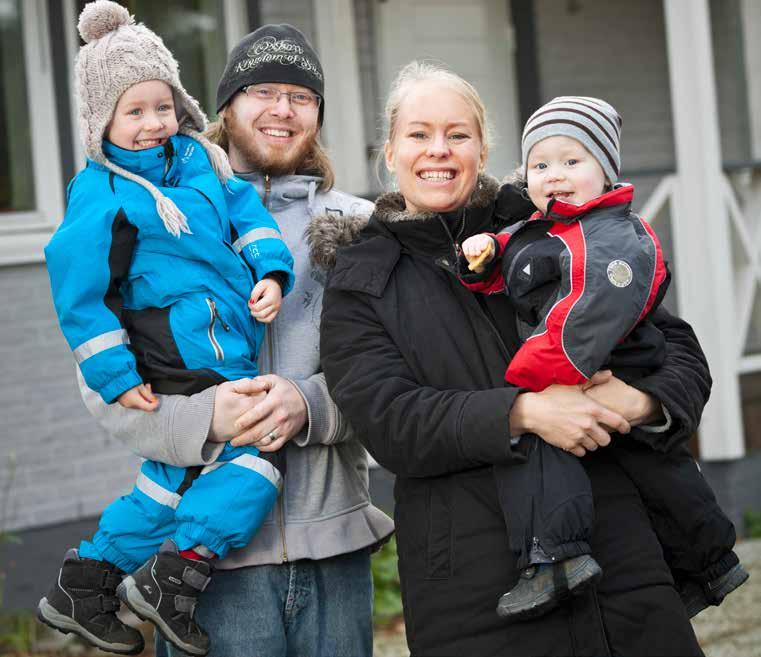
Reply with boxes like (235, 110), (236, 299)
(241, 85), (322, 108)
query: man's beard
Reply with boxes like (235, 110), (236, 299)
(224, 107), (316, 177)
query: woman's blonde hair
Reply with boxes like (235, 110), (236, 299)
(204, 117), (335, 192)
(383, 60), (493, 156)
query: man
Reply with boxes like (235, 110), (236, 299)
(81, 24), (393, 657)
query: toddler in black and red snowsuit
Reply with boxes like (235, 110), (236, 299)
(461, 96), (747, 622)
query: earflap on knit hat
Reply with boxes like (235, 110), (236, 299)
(521, 96), (622, 184)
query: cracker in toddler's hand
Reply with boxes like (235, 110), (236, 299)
(467, 240), (495, 272)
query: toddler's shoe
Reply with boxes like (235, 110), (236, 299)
(497, 554), (602, 622)
(37, 548), (144, 655)
(117, 540), (211, 657)
(680, 562), (749, 618)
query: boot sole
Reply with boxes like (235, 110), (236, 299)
(497, 557), (603, 622)
(117, 577), (209, 657)
(37, 597), (145, 655)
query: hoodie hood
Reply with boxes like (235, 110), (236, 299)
(234, 171), (324, 213)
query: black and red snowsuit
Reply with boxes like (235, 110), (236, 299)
(461, 184), (738, 587)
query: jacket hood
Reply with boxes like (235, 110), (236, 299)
(234, 171), (324, 212)
(307, 174), (499, 269)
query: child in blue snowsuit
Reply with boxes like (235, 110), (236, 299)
(37, 3), (294, 656)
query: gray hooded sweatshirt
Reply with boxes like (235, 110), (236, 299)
(79, 172), (394, 568)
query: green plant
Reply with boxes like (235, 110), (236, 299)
(0, 610), (38, 654)
(0, 452), (35, 654)
(744, 509), (761, 539)
(372, 536), (403, 626)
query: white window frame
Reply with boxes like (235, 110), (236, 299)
(0, 0), (64, 266)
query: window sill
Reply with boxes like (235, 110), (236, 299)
(0, 230), (52, 266)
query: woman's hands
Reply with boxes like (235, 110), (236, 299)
(584, 372), (664, 427)
(510, 379), (631, 457)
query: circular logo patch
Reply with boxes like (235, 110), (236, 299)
(607, 260), (633, 288)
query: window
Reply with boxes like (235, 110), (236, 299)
(0, 0), (35, 214)
(76, 0), (228, 116)
(0, 0), (63, 265)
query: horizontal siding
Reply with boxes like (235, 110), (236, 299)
(533, 0), (675, 175)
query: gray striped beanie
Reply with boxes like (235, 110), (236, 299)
(522, 96), (622, 184)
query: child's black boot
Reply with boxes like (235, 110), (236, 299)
(37, 548), (144, 655)
(496, 554), (602, 622)
(117, 540), (211, 657)
(680, 557), (749, 618)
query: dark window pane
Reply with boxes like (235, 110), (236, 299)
(76, 0), (227, 116)
(0, 0), (36, 212)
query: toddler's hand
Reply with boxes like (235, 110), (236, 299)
(117, 383), (158, 412)
(462, 234), (495, 272)
(249, 278), (283, 323)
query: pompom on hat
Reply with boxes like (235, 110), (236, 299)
(75, 0), (233, 236)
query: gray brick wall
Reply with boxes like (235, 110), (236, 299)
(0, 264), (139, 533)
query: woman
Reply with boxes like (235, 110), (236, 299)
(316, 62), (709, 656)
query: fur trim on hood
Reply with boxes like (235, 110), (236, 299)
(306, 211), (371, 270)
(307, 174), (499, 269)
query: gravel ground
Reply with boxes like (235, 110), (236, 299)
(691, 538), (761, 657)
(372, 539), (761, 657)
(11, 540), (759, 657)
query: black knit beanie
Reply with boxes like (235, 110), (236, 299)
(216, 24), (325, 125)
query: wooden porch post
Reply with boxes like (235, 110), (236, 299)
(663, 0), (745, 459)
(312, 0), (369, 195)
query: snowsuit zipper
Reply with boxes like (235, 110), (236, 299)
(205, 298), (228, 360)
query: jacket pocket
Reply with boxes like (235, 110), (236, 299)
(426, 480), (453, 580)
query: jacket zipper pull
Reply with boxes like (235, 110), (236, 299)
(263, 174), (271, 208)
(209, 299), (231, 331)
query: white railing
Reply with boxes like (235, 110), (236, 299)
(640, 167), (761, 376)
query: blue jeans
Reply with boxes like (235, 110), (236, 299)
(155, 548), (373, 657)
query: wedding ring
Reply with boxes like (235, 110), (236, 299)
(266, 430), (278, 442)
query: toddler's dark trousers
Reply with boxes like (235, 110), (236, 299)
(493, 437), (736, 579)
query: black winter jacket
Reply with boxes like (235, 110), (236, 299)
(315, 177), (709, 656)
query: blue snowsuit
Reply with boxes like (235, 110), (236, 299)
(45, 135), (295, 572)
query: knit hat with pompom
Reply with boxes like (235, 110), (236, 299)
(76, 0), (233, 236)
